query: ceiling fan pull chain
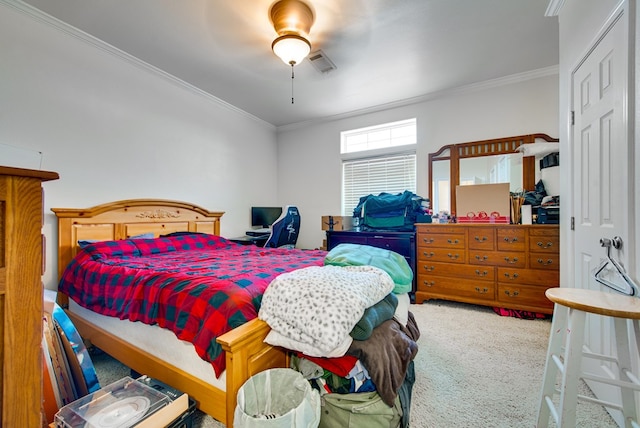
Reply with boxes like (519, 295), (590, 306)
(290, 62), (295, 104)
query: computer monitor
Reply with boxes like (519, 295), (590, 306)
(251, 206), (282, 228)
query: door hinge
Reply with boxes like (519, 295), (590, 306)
(571, 111), (575, 126)
(571, 216), (575, 230)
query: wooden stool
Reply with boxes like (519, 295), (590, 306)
(537, 287), (640, 427)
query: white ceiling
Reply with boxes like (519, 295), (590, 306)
(19, 0), (559, 128)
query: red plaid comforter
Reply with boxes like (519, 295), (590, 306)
(58, 234), (326, 377)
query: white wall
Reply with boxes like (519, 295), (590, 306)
(278, 74), (559, 249)
(0, 3), (279, 289)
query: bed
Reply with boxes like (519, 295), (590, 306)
(52, 198), (327, 426)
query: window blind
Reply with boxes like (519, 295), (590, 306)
(342, 153), (416, 216)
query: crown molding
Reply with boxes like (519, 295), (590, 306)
(545, 0), (565, 17)
(277, 65), (560, 133)
(1, 0), (275, 131)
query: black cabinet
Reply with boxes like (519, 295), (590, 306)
(326, 230), (416, 296)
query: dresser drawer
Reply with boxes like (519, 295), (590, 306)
(497, 267), (559, 286)
(417, 275), (495, 301)
(418, 261), (495, 281)
(417, 233), (466, 249)
(529, 253), (560, 270)
(468, 250), (526, 268)
(417, 247), (465, 263)
(416, 225), (461, 235)
(497, 228), (527, 251)
(328, 234), (368, 247)
(529, 227), (560, 238)
(496, 283), (554, 310)
(367, 235), (411, 255)
(529, 235), (559, 253)
(467, 227), (496, 250)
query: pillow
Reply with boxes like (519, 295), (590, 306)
(77, 239), (99, 249)
(77, 233), (155, 249)
(160, 231), (206, 237)
(130, 232), (155, 239)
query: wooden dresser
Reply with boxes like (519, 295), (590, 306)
(0, 166), (59, 427)
(415, 223), (559, 314)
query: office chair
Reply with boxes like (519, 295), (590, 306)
(264, 206), (300, 249)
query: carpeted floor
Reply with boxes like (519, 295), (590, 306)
(92, 300), (618, 427)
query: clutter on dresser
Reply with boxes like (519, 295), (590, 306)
(352, 190), (429, 232)
(456, 183), (511, 224)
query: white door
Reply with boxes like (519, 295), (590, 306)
(571, 7), (632, 425)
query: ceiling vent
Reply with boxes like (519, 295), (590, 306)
(308, 50), (337, 74)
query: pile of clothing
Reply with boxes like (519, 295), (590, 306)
(259, 244), (420, 428)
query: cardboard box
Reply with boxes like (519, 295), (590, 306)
(456, 183), (511, 223)
(321, 215), (353, 231)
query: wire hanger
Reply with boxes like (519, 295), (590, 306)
(593, 237), (640, 296)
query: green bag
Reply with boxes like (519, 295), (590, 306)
(319, 391), (402, 428)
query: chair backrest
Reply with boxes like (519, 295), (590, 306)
(264, 206), (300, 249)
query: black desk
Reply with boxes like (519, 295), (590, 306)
(228, 235), (268, 247)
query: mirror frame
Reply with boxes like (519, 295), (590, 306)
(428, 133), (558, 215)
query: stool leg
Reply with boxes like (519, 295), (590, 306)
(537, 303), (568, 427)
(557, 307), (587, 427)
(614, 317), (638, 427)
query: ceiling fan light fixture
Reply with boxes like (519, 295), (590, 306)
(269, 0), (314, 65)
(272, 34), (311, 65)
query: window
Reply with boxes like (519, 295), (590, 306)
(341, 119), (417, 216)
(341, 119), (416, 154)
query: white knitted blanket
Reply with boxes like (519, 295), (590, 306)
(259, 265), (394, 355)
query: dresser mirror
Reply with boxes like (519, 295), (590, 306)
(428, 134), (558, 215)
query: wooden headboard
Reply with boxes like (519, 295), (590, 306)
(52, 199), (224, 286)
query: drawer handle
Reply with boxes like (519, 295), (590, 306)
(475, 255), (489, 262)
(475, 269), (489, 277)
(537, 241), (554, 249)
(447, 253), (459, 260)
(504, 290), (520, 297)
(503, 237), (519, 243)
(423, 265), (435, 272)
(422, 238), (435, 244)
(504, 256), (519, 264)
(475, 287), (489, 294)
(503, 272), (519, 280)
(422, 280), (435, 287)
(422, 251), (435, 258)
(537, 258), (554, 266)
(447, 238), (460, 244)
(474, 236), (488, 242)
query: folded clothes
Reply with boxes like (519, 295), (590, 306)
(350, 292), (398, 340)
